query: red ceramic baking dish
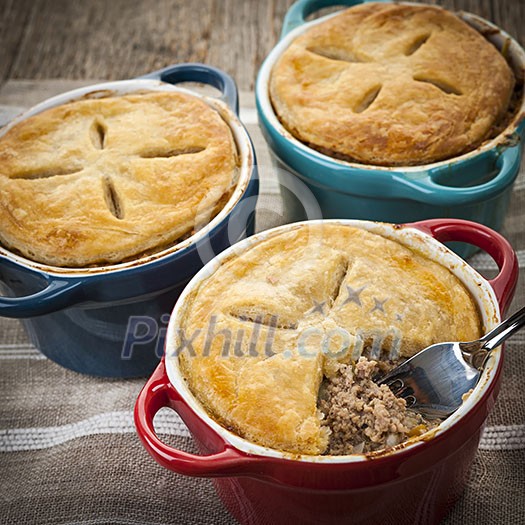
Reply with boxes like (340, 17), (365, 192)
(135, 218), (518, 525)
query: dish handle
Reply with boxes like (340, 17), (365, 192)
(393, 145), (521, 206)
(281, 0), (390, 38)
(410, 219), (518, 315)
(139, 63), (239, 115)
(0, 257), (84, 318)
(134, 360), (262, 478)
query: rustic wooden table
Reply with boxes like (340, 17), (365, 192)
(1, 0), (524, 91)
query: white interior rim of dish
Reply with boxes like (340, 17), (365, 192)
(165, 219), (502, 464)
(256, 5), (525, 173)
(0, 78), (254, 276)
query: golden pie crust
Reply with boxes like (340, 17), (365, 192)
(269, 3), (515, 166)
(178, 223), (481, 455)
(0, 91), (238, 266)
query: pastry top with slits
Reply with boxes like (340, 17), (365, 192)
(178, 223), (481, 455)
(0, 91), (238, 267)
(270, 3), (515, 166)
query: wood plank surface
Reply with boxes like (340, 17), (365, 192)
(0, 0), (523, 90)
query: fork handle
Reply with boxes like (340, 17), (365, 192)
(480, 305), (525, 351)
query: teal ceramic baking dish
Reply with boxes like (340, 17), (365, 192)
(256, 0), (525, 258)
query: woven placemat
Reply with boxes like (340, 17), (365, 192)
(0, 82), (524, 525)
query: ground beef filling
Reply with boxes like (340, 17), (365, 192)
(319, 357), (434, 455)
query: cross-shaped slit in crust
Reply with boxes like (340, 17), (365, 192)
(227, 258), (350, 340)
(9, 115), (209, 222)
(303, 27), (462, 116)
(222, 252), (403, 363)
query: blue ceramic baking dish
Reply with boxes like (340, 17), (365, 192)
(256, 0), (525, 258)
(0, 63), (258, 377)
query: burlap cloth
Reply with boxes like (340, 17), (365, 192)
(0, 85), (524, 525)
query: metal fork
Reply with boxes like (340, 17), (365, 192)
(378, 306), (525, 419)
